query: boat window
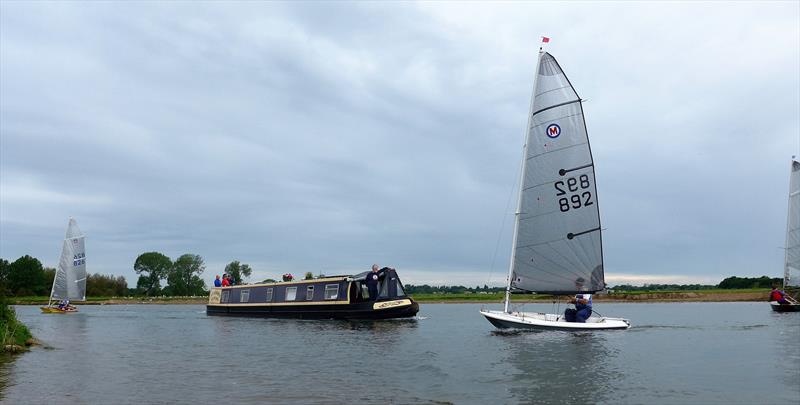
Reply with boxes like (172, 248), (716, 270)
(265, 288), (273, 302)
(361, 284), (370, 300)
(324, 284), (339, 300)
(285, 287), (297, 301)
(395, 280), (406, 297)
(306, 286), (314, 301)
(379, 276), (389, 298)
(221, 290), (230, 303)
(240, 289), (250, 303)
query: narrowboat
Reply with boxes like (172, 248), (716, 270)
(206, 268), (419, 319)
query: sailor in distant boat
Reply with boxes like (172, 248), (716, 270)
(770, 285), (788, 305)
(564, 277), (592, 322)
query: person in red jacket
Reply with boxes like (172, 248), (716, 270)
(770, 285), (787, 304)
(222, 274), (231, 287)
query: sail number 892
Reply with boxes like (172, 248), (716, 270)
(554, 174), (593, 212)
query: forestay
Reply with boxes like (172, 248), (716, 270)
(510, 52), (604, 294)
(786, 160), (800, 288)
(51, 218), (87, 301)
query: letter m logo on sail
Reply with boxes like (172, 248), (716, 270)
(546, 123), (561, 139)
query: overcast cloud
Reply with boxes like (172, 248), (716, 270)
(1, 1), (798, 288)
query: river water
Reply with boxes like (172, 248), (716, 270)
(1, 302), (798, 404)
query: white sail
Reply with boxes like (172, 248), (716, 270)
(786, 160), (800, 288)
(50, 218), (87, 301)
(510, 52), (604, 294)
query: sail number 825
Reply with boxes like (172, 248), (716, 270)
(554, 174), (593, 212)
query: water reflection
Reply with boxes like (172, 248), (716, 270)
(499, 330), (621, 404)
(0, 353), (13, 400)
(770, 312), (800, 392)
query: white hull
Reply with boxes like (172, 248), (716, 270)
(481, 309), (630, 330)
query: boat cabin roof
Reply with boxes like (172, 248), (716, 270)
(218, 276), (350, 290)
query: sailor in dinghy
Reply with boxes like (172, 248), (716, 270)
(480, 41), (629, 330)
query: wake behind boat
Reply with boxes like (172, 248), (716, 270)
(41, 218), (87, 314)
(770, 158), (800, 312)
(480, 47), (629, 331)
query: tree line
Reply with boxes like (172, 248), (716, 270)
(0, 253), (257, 298)
(407, 276), (784, 294)
(404, 284), (506, 294)
(0, 253), (785, 298)
(0, 255), (128, 297)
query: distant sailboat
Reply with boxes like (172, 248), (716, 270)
(41, 218), (87, 313)
(480, 49), (630, 330)
(771, 159), (800, 312)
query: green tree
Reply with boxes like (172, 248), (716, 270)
(7, 255), (48, 296)
(87, 274), (128, 297)
(223, 261), (252, 285)
(134, 252), (172, 296)
(166, 254), (206, 296)
(0, 258), (9, 296)
(304, 272), (314, 280)
(718, 276), (780, 289)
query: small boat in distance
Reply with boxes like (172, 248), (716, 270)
(480, 48), (629, 330)
(207, 267), (419, 319)
(771, 158), (800, 312)
(41, 218), (87, 314)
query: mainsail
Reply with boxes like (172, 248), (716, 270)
(785, 160), (800, 288)
(50, 218), (87, 302)
(509, 52), (604, 294)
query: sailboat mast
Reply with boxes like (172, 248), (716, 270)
(47, 237), (62, 308)
(504, 47), (545, 313)
(785, 159), (796, 289)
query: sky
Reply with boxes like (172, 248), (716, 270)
(1, 1), (798, 288)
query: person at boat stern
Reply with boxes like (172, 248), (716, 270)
(366, 264), (381, 300)
(564, 277), (592, 322)
(770, 285), (788, 304)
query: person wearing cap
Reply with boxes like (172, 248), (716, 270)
(564, 277), (592, 322)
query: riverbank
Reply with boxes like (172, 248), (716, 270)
(8, 289), (770, 305)
(1, 298), (34, 353)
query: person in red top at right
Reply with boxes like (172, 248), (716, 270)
(222, 274), (231, 287)
(770, 285), (788, 304)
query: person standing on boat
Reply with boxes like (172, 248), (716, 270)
(564, 277), (592, 322)
(214, 275), (222, 287)
(366, 264), (383, 301)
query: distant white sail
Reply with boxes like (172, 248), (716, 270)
(510, 52), (604, 294)
(786, 160), (800, 288)
(51, 218), (87, 301)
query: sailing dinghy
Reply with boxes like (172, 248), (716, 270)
(771, 159), (800, 312)
(481, 49), (630, 330)
(41, 218), (87, 313)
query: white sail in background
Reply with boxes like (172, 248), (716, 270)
(785, 160), (800, 288)
(510, 52), (604, 294)
(51, 218), (87, 301)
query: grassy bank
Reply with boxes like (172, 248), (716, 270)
(8, 288), (771, 305)
(1, 298), (34, 353)
(410, 288), (770, 303)
(10, 296), (208, 305)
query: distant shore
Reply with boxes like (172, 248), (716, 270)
(10, 289), (770, 305)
